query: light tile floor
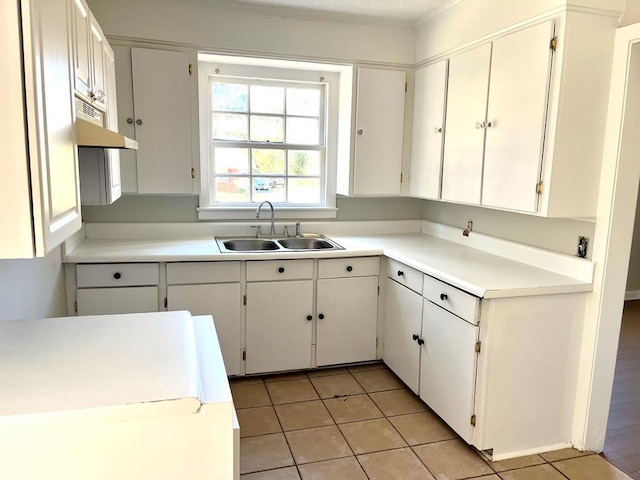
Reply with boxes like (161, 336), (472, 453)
(232, 363), (633, 480)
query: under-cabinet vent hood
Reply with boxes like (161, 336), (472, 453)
(75, 98), (137, 150)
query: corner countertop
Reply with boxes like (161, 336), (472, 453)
(65, 231), (593, 299)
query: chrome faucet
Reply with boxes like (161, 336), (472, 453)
(256, 201), (275, 236)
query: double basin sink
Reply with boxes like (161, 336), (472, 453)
(216, 234), (344, 253)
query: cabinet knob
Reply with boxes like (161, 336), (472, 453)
(485, 121), (493, 128)
(417, 338), (425, 346)
(346, 265), (353, 272)
(357, 129), (364, 135)
(318, 313), (325, 320)
(136, 119), (143, 126)
(475, 122), (483, 129)
(397, 270), (404, 277)
(126, 118), (134, 124)
(412, 334), (419, 341)
(440, 293), (448, 301)
(278, 267), (285, 273)
(434, 127), (442, 133)
(306, 315), (312, 321)
(113, 272), (122, 280)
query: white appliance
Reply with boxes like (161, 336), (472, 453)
(0, 311), (238, 479)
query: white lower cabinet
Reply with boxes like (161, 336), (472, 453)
(246, 280), (314, 374)
(77, 286), (158, 316)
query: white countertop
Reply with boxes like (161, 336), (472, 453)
(65, 230), (593, 299)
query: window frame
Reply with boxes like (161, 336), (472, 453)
(198, 55), (348, 220)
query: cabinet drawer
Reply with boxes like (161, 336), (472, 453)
(76, 286), (159, 315)
(76, 263), (159, 287)
(247, 259), (313, 282)
(386, 258), (422, 294)
(318, 257), (380, 279)
(167, 262), (241, 285)
(423, 275), (479, 324)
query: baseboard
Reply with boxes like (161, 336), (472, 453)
(625, 290), (640, 301)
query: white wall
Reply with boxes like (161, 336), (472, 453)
(0, 247), (68, 321)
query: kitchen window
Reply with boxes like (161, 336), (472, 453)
(197, 55), (351, 220)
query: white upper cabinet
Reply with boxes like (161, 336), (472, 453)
(481, 21), (554, 213)
(1, 0), (82, 258)
(339, 67), (406, 196)
(441, 43), (492, 205)
(88, 13), (106, 110)
(409, 60), (448, 200)
(113, 47), (195, 194)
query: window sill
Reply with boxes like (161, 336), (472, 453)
(197, 207), (338, 220)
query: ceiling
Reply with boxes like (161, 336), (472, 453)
(197, 0), (458, 25)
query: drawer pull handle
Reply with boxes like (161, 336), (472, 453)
(440, 293), (448, 301)
(306, 315), (312, 321)
(397, 270), (404, 276)
(113, 272), (122, 280)
(346, 266), (353, 272)
(278, 267), (285, 273)
(318, 313), (325, 320)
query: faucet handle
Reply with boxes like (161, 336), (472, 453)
(250, 225), (262, 238)
(283, 224), (296, 237)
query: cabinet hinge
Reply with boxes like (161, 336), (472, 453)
(475, 341), (481, 354)
(550, 36), (558, 51)
(164, 297), (168, 309)
(536, 181), (544, 195)
(188, 63), (193, 75)
(74, 301), (78, 313)
(191, 168), (196, 179)
(377, 286), (380, 296)
(400, 173), (403, 183)
(404, 81), (407, 93)
(470, 414), (477, 426)
(242, 350), (246, 361)
(243, 295), (247, 306)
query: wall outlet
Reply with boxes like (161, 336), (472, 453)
(577, 236), (589, 258)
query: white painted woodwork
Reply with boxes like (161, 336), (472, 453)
(316, 276), (378, 366)
(246, 259), (313, 281)
(168, 283), (242, 376)
(245, 280), (313, 373)
(423, 274), (479, 324)
(385, 257), (423, 294)
(482, 21), (554, 213)
(420, 300), (478, 444)
(71, 0), (90, 99)
(352, 68), (406, 195)
(441, 43), (492, 205)
(166, 261), (241, 284)
(409, 60), (448, 199)
(19, 0), (82, 257)
(318, 256), (380, 279)
(76, 263), (159, 287)
(112, 45), (138, 193)
(383, 278), (423, 393)
(130, 48), (193, 193)
(104, 43), (122, 203)
(76, 286), (159, 315)
(89, 14), (105, 110)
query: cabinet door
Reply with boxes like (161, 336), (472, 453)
(167, 283), (241, 376)
(420, 300), (478, 443)
(383, 278), (423, 393)
(71, 0), (91, 99)
(131, 48), (193, 194)
(113, 45), (138, 193)
(441, 43), (491, 205)
(76, 287), (159, 315)
(88, 14), (105, 110)
(316, 276), (378, 366)
(23, 0), (82, 256)
(409, 61), (447, 199)
(103, 43), (122, 203)
(246, 280), (313, 374)
(353, 68), (406, 195)
(481, 21), (554, 213)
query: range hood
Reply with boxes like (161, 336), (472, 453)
(75, 98), (138, 150)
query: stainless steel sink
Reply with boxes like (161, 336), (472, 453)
(216, 234), (343, 253)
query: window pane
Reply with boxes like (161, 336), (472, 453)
(250, 115), (284, 142)
(213, 113), (248, 141)
(252, 149), (285, 175)
(286, 117), (319, 145)
(287, 88), (320, 116)
(288, 178), (320, 204)
(215, 177), (250, 203)
(214, 147), (249, 175)
(212, 83), (248, 112)
(253, 177), (286, 203)
(250, 85), (284, 114)
(288, 150), (321, 176)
